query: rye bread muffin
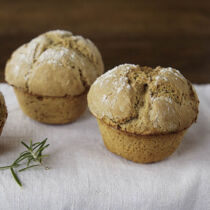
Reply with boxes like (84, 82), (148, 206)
(5, 30), (104, 124)
(0, 92), (7, 135)
(88, 64), (199, 163)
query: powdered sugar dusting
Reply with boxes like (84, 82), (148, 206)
(47, 30), (72, 36)
(150, 95), (176, 129)
(127, 84), (131, 89)
(17, 41), (38, 67)
(151, 96), (173, 104)
(154, 75), (168, 85)
(38, 47), (70, 66)
(116, 76), (130, 93)
(160, 67), (185, 80)
(12, 53), (30, 75)
(9, 44), (36, 79)
(93, 64), (136, 88)
(154, 67), (185, 86)
(93, 64), (135, 118)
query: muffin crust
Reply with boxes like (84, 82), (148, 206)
(5, 30), (104, 124)
(98, 119), (186, 163)
(0, 92), (7, 134)
(5, 30), (104, 97)
(88, 64), (199, 135)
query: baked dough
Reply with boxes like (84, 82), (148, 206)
(0, 92), (7, 135)
(88, 64), (199, 163)
(5, 30), (104, 124)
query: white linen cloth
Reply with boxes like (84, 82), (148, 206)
(0, 84), (209, 210)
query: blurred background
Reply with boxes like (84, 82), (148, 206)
(1, 0), (210, 83)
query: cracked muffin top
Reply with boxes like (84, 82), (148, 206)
(5, 30), (104, 97)
(87, 64), (199, 135)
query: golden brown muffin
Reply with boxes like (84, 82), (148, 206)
(88, 64), (199, 163)
(5, 30), (104, 124)
(0, 92), (7, 135)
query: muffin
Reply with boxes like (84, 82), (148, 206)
(88, 64), (199, 163)
(0, 92), (7, 135)
(5, 30), (104, 124)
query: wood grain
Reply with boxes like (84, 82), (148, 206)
(1, 0), (210, 83)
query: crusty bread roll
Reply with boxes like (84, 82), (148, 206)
(5, 30), (104, 124)
(0, 92), (7, 135)
(88, 64), (199, 163)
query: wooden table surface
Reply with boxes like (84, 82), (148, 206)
(1, 0), (210, 83)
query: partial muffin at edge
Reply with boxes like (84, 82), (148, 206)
(0, 92), (7, 135)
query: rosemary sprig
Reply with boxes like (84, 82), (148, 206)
(0, 138), (49, 187)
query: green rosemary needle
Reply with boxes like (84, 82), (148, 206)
(0, 138), (49, 187)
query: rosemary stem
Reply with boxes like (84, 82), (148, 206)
(0, 138), (49, 187)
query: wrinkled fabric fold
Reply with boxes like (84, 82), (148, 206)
(0, 84), (209, 210)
